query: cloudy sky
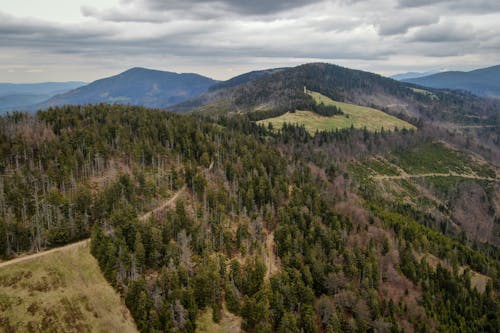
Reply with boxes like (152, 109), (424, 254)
(1, 0), (499, 82)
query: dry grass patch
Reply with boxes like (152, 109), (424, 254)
(0, 242), (137, 332)
(257, 91), (415, 134)
(196, 305), (242, 333)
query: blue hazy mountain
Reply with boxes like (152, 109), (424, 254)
(0, 81), (86, 112)
(391, 71), (440, 81)
(38, 67), (218, 109)
(402, 65), (500, 98)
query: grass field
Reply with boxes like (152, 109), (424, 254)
(257, 91), (415, 133)
(196, 306), (242, 333)
(0, 243), (137, 333)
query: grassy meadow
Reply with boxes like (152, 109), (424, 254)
(0, 243), (137, 333)
(257, 91), (415, 133)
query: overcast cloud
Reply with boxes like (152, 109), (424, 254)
(0, 0), (499, 82)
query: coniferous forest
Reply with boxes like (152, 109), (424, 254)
(0, 103), (498, 332)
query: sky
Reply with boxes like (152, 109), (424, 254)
(1, 0), (499, 83)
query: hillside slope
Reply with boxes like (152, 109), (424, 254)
(38, 67), (217, 109)
(179, 63), (499, 127)
(0, 105), (498, 332)
(403, 65), (500, 98)
(257, 91), (415, 133)
(0, 242), (137, 332)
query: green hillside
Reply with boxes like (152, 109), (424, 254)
(257, 91), (415, 133)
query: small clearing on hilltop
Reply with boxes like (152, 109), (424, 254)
(257, 91), (415, 133)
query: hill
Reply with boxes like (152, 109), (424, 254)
(0, 242), (137, 332)
(0, 81), (85, 113)
(403, 65), (500, 98)
(0, 105), (498, 332)
(38, 67), (217, 109)
(257, 91), (415, 133)
(179, 63), (499, 128)
(208, 68), (286, 91)
(1, 65), (499, 332)
(391, 71), (440, 81)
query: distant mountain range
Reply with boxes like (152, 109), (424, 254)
(0, 82), (85, 112)
(391, 71), (441, 81)
(2, 64), (499, 114)
(37, 68), (218, 110)
(402, 65), (500, 98)
(0, 68), (218, 113)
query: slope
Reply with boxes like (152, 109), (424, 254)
(257, 91), (415, 133)
(0, 242), (137, 332)
(1, 97), (498, 332)
(403, 65), (500, 98)
(350, 141), (500, 245)
(38, 67), (217, 109)
(181, 63), (499, 128)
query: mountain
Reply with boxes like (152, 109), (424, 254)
(177, 63), (499, 128)
(403, 65), (500, 98)
(208, 67), (286, 91)
(178, 63), (414, 113)
(0, 102), (498, 332)
(0, 81), (85, 112)
(391, 71), (440, 81)
(38, 67), (218, 109)
(1, 62), (499, 332)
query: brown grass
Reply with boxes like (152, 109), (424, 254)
(196, 305), (242, 333)
(0, 242), (137, 332)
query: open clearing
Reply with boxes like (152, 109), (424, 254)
(257, 91), (415, 133)
(0, 242), (137, 332)
(196, 305), (242, 333)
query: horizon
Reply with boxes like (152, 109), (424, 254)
(1, 62), (498, 85)
(1, 0), (499, 83)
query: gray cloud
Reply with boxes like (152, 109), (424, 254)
(409, 21), (478, 43)
(398, 0), (500, 13)
(1, 0), (500, 82)
(139, 0), (325, 15)
(377, 11), (439, 35)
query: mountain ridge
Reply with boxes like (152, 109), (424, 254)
(36, 67), (218, 110)
(403, 65), (500, 98)
(0, 81), (86, 112)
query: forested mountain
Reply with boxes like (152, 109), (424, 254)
(208, 68), (286, 91)
(38, 68), (218, 109)
(403, 65), (500, 98)
(0, 81), (85, 113)
(177, 63), (500, 128)
(0, 98), (498, 332)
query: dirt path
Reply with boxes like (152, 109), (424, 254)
(0, 239), (90, 269)
(139, 186), (186, 222)
(372, 172), (498, 182)
(264, 231), (280, 280)
(0, 187), (187, 269)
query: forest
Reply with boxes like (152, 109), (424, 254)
(0, 104), (498, 332)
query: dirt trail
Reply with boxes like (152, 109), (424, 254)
(0, 187), (187, 269)
(264, 231), (280, 280)
(0, 239), (90, 269)
(139, 186), (186, 222)
(372, 172), (498, 182)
